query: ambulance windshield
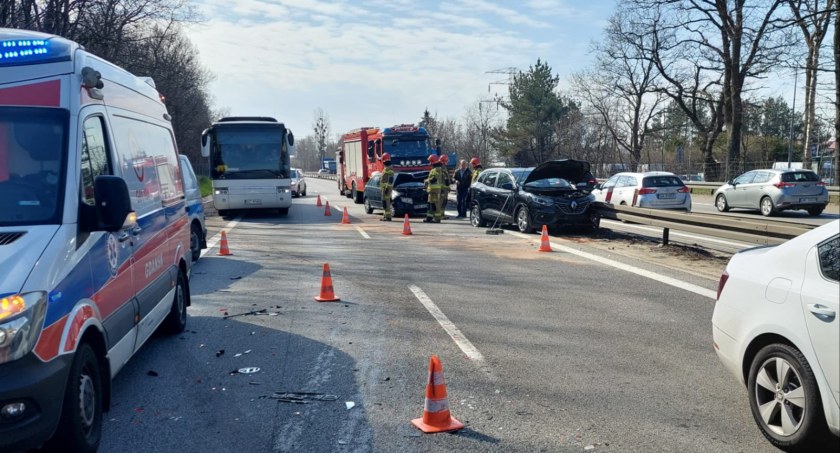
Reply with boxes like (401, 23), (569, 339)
(0, 108), (68, 226)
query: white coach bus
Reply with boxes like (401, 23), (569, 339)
(200, 116), (296, 216)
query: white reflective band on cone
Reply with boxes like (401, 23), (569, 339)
(424, 398), (450, 413)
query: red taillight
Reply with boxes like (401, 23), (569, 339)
(816, 181), (826, 186)
(638, 187), (657, 195)
(677, 186), (690, 193)
(588, 178), (597, 185)
(773, 181), (795, 189)
(716, 271), (729, 301)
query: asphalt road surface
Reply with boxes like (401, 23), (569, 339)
(92, 177), (821, 453)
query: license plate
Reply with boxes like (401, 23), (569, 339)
(244, 199), (262, 205)
(416, 204), (428, 209)
(401, 197), (413, 204)
(657, 193), (676, 199)
(800, 197), (816, 203)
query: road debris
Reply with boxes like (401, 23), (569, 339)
(238, 367), (260, 374)
(270, 392), (339, 403)
(216, 350), (225, 357)
(223, 308), (267, 319)
(147, 370), (159, 377)
(345, 401), (355, 410)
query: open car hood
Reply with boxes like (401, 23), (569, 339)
(524, 159), (590, 185)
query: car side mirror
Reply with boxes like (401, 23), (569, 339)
(93, 176), (136, 232)
(593, 183), (602, 190)
(200, 129), (211, 157)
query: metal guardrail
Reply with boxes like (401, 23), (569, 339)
(595, 204), (815, 246)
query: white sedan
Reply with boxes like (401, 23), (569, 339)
(290, 168), (307, 197)
(712, 220), (839, 450)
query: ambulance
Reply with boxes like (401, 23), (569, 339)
(0, 29), (192, 452)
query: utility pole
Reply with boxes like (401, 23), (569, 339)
(787, 68), (799, 169)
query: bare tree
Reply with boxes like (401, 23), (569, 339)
(573, 12), (667, 171)
(835, 0), (840, 184)
(461, 100), (501, 165)
(788, 0), (834, 167)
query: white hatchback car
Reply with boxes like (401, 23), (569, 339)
(591, 171), (692, 211)
(290, 168), (307, 197)
(712, 220), (839, 450)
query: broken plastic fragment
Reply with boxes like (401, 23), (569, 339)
(345, 401), (355, 410)
(238, 367), (260, 374)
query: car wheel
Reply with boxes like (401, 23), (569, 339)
(807, 207), (824, 216)
(161, 270), (188, 334)
(50, 342), (103, 453)
(760, 196), (776, 216)
(190, 223), (201, 261)
(352, 183), (363, 204)
(301, 185), (307, 197)
(470, 204), (487, 228)
(516, 206), (533, 233)
(364, 197), (373, 214)
(747, 344), (832, 451)
(390, 205), (398, 219)
(715, 194), (730, 212)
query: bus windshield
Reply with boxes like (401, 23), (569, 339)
(382, 138), (430, 158)
(0, 107), (68, 226)
(211, 127), (289, 179)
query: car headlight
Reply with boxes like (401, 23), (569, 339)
(215, 188), (228, 195)
(277, 186), (291, 193)
(0, 291), (47, 365)
(533, 196), (553, 206)
(392, 190), (403, 198)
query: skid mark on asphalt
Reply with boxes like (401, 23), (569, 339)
(507, 231), (717, 299)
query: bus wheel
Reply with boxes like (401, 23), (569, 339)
(278, 207), (289, 215)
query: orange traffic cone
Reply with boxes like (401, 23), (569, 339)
(402, 214), (412, 236)
(538, 225), (552, 252)
(324, 200), (332, 216)
(341, 207), (351, 224)
(316, 194), (323, 207)
(314, 263), (340, 302)
(218, 230), (232, 256)
(411, 355), (464, 433)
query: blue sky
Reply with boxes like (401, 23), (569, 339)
(188, 0), (615, 137)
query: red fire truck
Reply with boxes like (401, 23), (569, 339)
(338, 125), (439, 203)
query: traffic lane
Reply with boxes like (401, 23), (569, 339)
(100, 217), (378, 452)
(381, 226), (775, 452)
(691, 194), (839, 224)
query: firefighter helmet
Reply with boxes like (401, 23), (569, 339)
(470, 157), (480, 166)
(381, 153), (391, 162)
(439, 154), (449, 164)
(428, 154), (440, 164)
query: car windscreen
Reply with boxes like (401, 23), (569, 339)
(642, 176), (684, 187)
(781, 171), (820, 183)
(524, 178), (572, 189)
(511, 169), (531, 184)
(394, 171), (428, 186)
(382, 139), (430, 158)
(0, 107), (69, 226)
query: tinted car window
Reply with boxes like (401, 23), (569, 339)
(734, 172), (755, 184)
(367, 175), (380, 187)
(781, 171), (820, 183)
(818, 236), (839, 282)
(496, 172), (513, 188)
(480, 171), (498, 187)
(643, 176), (684, 187)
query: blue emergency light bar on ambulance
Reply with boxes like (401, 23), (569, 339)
(0, 28), (192, 452)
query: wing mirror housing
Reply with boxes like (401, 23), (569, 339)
(93, 176), (136, 232)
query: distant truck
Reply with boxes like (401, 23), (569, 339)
(321, 158), (336, 174)
(338, 124), (440, 203)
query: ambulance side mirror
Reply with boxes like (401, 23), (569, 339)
(93, 176), (135, 232)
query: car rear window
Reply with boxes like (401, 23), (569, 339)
(642, 176), (684, 187)
(781, 171), (820, 183)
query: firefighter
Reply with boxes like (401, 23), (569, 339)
(439, 154), (451, 219)
(379, 153), (395, 221)
(423, 154), (445, 223)
(470, 157), (483, 184)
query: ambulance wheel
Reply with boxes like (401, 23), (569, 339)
(162, 270), (188, 334)
(50, 343), (102, 453)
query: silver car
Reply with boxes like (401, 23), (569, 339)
(290, 168), (307, 197)
(714, 169), (828, 216)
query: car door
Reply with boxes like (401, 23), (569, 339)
(729, 171), (755, 207)
(477, 170), (499, 218)
(494, 171), (516, 223)
(800, 235), (840, 405)
(367, 174), (382, 208)
(594, 174), (620, 203)
(743, 171), (771, 208)
(615, 175), (636, 206)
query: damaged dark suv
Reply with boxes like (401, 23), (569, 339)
(469, 159), (598, 233)
(364, 171), (430, 218)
